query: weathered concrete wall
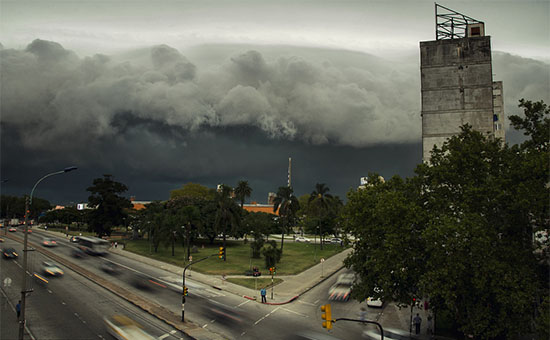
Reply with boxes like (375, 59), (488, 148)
(493, 81), (506, 142)
(420, 36), (495, 161)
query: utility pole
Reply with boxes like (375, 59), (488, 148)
(287, 157), (292, 188)
(18, 167), (77, 340)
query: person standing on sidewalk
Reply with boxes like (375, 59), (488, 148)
(413, 313), (422, 335)
(16, 300), (21, 320)
(260, 288), (267, 303)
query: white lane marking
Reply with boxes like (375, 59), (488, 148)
(297, 300), (317, 306)
(170, 330), (177, 334)
(98, 335), (104, 339)
(280, 307), (309, 317)
(313, 299), (320, 304)
(236, 300), (251, 308)
(62, 301), (66, 305)
(158, 334), (171, 340)
(202, 324), (208, 328)
(47, 289), (53, 294)
(241, 332), (247, 336)
(254, 306), (281, 325)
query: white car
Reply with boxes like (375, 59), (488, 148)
(366, 287), (383, 307)
(295, 236), (311, 243)
(366, 296), (383, 307)
(329, 273), (355, 301)
(104, 315), (156, 340)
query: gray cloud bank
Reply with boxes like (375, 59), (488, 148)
(1, 40), (548, 203)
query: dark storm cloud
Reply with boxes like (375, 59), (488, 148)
(1, 40), (548, 203)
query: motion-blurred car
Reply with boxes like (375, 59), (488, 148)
(72, 248), (86, 258)
(42, 261), (64, 276)
(328, 273), (354, 301)
(363, 327), (410, 340)
(42, 238), (58, 247)
(0, 236), (4, 242)
(2, 247), (18, 259)
(101, 261), (121, 275)
(8, 227), (16, 232)
(104, 314), (156, 340)
(70, 236), (80, 243)
(295, 236), (311, 243)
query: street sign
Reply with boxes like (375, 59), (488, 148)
(3, 277), (12, 287)
(320, 258), (325, 263)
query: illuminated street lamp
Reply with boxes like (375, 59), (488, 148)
(19, 166), (77, 340)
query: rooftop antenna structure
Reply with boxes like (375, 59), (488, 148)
(435, 3), (484, 40)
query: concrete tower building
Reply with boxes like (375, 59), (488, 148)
(420, 4), (505, 162)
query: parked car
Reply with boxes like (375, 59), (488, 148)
(2, 247), (18, 259)
(42, 238), (58, 247)
(324, 237), (343, 245)
(42, 261), (64, 276)
(295, 236), (311, 243)
(245, 266), (261, 277)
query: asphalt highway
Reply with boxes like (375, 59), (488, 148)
(0, 235), (189, 340)
(4, 229), (385, 339)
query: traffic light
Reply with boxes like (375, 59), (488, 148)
(320, 304), (332, 330)
(183, 286), (188, 296)
(218, 246), (225, 260)
(269, 267), (275, 275)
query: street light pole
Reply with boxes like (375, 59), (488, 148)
(19, 166), (77, 340)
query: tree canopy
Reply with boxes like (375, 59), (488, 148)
(343, 99), (549, 339)
(86, 174), (132, 236)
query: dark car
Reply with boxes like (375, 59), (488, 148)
(70, 236), (80, 243)
(2, 247), (18, 259)
(245, 267), (261, 277)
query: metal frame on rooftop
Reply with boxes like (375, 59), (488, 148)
(435, 3), (483, 40)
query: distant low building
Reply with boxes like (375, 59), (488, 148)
(130, 196), (151, 211)
(243, 201), (279, 216)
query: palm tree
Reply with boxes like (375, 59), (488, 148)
(308, 183), (333, 250)
(215, 185), (241, 261)
(234, 180), (252, 209)
(273, 186), (300, 254)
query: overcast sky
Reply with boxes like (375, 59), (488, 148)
(1, 0), (548, 206)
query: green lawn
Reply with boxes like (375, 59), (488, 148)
(226, 277), (283, 290)
(123, 238), (345, 276)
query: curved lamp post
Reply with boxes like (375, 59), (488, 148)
(19, 166), (77, 340)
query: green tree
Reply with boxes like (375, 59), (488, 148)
(214, 185), (241, 261)
(261, 240), (282, 269)
(343, 98), (550, 339)
(272, 186), (300, 254)
(234, 180), (252, 209)
(86, 174), (132, 236)
(308, 183), (333, 249)
(170, 182), (216, 200)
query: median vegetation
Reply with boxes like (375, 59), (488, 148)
(123, 238), (344, 276)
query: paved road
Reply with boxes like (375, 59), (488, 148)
(0, 236), (189, 340)
(5, 228), (410, 340)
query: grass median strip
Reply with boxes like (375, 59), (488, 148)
(123, 238), (345, 276)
